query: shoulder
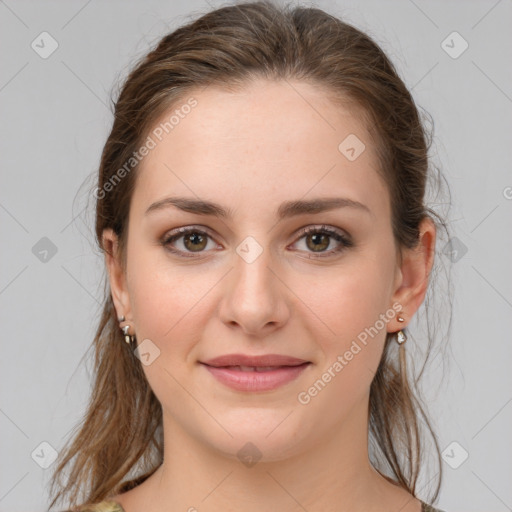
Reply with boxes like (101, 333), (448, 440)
(63, 497), (444, 512)
(67, 498), (445, 512)
(60, 500), (125, 512)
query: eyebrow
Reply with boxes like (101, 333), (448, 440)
(145, 196), (372, 220)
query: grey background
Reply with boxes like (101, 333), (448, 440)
(1, 1), (511, 511)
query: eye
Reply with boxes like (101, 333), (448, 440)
(161, 224), (353, 259)
(161, 226), (219, 258)
(290, 225), (353, 258)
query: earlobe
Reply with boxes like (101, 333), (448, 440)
(102, 228), (132, 321)
(389, 217), (436, 329)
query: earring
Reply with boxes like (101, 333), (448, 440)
(118, 315), (125, 323)
(396, 330), (407, 345)
(395, 313), (406, 344)
(121, 324), (135, 346)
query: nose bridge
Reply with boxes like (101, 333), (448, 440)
(219, 233), (287, 334)
(235, 238), (274, 295)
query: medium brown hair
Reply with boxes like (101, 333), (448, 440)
(49, 1), (451, 509)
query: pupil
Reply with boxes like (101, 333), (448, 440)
(186, 233), (205, 251)
(308, 233), (328, 251)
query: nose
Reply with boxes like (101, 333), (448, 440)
(218, 243), (290, 337)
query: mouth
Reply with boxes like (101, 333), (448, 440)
(206, 364), (305, 372)
(199, 358), (311, 392)
(201, 353), (310, 368)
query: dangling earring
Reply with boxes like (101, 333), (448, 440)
(396, 314), (407, 345)
(120, 321), (135, 346)
(396, 330), (407, 344)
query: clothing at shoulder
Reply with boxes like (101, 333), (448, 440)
(62, 500), (125, 512)
(422, 501), (446, 512)
(69, 499), (445, 512)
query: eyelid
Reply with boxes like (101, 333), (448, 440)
(162, 224), (215, 241)
(292, 224), (350, 241)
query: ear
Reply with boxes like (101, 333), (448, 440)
(389, 217), (436, 330)
(102, 228), (132, 322)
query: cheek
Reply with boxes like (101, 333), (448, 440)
(305, 258), (394, 341)
(295, 266), (390, 418)
(296, 250), (396, 388)
(126, 254), (210, 395)
(126, 246), (218, 343)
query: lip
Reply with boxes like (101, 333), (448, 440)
(201, 353), (309, 367)
(200, 353), (311, 392)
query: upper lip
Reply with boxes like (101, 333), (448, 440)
(201, 354), (310, 367)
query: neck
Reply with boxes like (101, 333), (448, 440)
(119, 397), (417, 512)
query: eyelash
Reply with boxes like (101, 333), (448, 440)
(161, 224), (353, 259)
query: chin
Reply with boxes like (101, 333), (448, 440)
(201, 411), (312, 463)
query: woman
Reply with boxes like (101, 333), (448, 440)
(49, 2), (451, 511)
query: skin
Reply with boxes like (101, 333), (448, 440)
(103, 78), (435, 512)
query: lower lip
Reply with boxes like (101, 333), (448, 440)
(201, 363), (311, 392)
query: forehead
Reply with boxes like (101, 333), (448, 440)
(132, 78), (389, 221)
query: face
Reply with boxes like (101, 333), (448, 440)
(105, 78), (430, 462)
